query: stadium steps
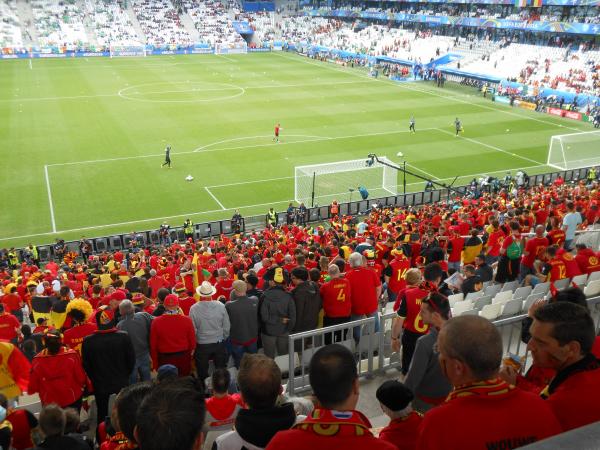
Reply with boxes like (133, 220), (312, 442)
(77, 0), (99, 46)
(179, 9), (201, 42)
(15, 0), (38, 46)
(125, 2), (147, 44)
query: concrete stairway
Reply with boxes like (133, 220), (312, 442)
(178, 9), (201, 42)
(15, 0), (38, 46)
(125, 2), (147, 44)
(77, 0), (99, 46)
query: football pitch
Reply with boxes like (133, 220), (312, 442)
(0, 52), (592, 248)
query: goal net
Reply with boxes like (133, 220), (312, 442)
(214, 42), (248, 55)
(109, 43), (147, 58)
(547, 130), (600, 171)
(294, 157), (398, 207)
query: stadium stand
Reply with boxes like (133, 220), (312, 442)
(132, 0), (192, 46)
(84, 0), (143, 47)
(182, 0), (245, 47)
(0, 0), (24, 49)
(30, 0), (90, 48)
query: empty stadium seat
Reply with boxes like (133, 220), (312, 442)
(501, 280), (519, 292)
(275, 353), (300, 377)
(492, 291), (513, 305)
(473, 295), (492, 311)
(522, 293), (546, 312)
(532, 282), (550, 296)
(571, 274), (588, 287)
(512, 286), (532, 301)
(109, 236), (123, 250)
(94, 238), (108, 252)
(448, 293), (464, 307)
(500, 299), (523, 318)
(484, 284), (502, 298)
(465, 291), (484, 301)
(453, 300), (474, 316)
(553, 278), (571, 291)
(583, 280), (600, 298)
(479, 303), (502, 321)
(37, 246), (52, 261)
(587, 271), (600, 284)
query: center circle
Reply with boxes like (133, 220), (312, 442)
(117, 81), (245, 103)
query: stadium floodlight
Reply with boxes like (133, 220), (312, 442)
(547, 130), (600, 171)
(294, 157), (397, 207)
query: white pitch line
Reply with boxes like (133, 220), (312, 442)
(44, 165), (57, 233)
(276, 52), (586, 133)
(406, 163), (441, 181)
(47, 128), (436, 166)
(204, 186), (226, 210)
(217, 54), (235, 62)
(207, 175), (295, 189)
(434, 128), (544, 166)
(0, 79), (371, 103)
(28, 59), (32, 70)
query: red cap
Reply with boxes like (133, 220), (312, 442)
(111, 290), (127, 302)
(174, 282), (186, 293)
(164, 294), (179, 308)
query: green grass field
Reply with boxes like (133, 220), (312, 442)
(0, 52), (592, 248)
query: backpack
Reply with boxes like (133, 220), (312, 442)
(506, 240), (523, 260)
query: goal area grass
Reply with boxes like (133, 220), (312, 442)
(0, 52), (593, 248)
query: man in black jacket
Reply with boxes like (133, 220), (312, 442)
(474, 254), (494, 282)
(81, 306), (135, 435)
(260, 267), (296, 358)
(290, 267), (322, 333)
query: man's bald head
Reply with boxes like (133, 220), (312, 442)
(535, 225), (545, 237)
(439, 315), (502, 381)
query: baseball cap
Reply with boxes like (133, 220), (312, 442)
(163, 294), (179, 309)
(174, 282), (186, 293)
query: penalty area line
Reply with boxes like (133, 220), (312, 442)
(44, 165), (57, 233)
(205, 186), (226, 210)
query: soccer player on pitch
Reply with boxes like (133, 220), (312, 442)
(454, 118), (462, 136)
(162, 145), (172, 168)
(273, 123), (283, 142)
(409, 116), (416, 133)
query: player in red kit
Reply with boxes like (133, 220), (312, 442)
(273, 123), (283, 143)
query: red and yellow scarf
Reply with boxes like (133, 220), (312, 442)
(447, 378), (514, 402)
(295, 408), (373, 438)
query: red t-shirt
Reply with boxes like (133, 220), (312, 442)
(417, 381), (561, 450)
(521, 237), (549, 268)
(320, 278), (352, 318)
(379, 412), (421, 450)
(345, 267), (381, 315)
(486, 230), (504, 257)
(547, 229), (566, 247)
(0, 313), (20, 341)
(448, 237), (464, 263)
(63, 323), (97, 354)
(387, 257), (411, 294)
(2, 293), (22, 312)
(575, 248), (600, 275)
(397, 287), (429, 335)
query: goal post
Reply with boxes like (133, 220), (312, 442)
(214, 42), (248, 55)
(294, 157), (398, 207)
(109, 43), (147, 58)
(547, 130), (600, 171)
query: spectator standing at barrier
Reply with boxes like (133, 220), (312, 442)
(296, 203), (307, 226)
(392, 263), (446, 375)
(183, 218), (194, 241)
(232, 210), (243, 234)
(528, 302), (600, 431)
(267, 208), (277, 228)
(260, 268), (296, 358)
(291, 267), (322, 334)
(266, 345), (395, 450)
(346, 252), (381, 342)
(190, 281), (230, 381)
(216, 354), (296, 450)
(320, 264), (352, 345)
(227, 280), (259, 368)
(416, 315), (561, 450)
(376, 380), (422, 450)
(81, 306), (135, 434)
(404, 292), (452, 413)
(117, 299), (153, 384)
(562, 201), (582, 251)
(150, 294), (196, 376)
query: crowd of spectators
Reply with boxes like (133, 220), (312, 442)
(132, 0), (192, 47)
(84, 0), (142, 48)
(0, 0), (24, 49)
(0, 168), (599, 448)
(182, 0), (246, 47)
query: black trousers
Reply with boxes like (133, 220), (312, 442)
(194, 342), (227, 381)
(401, 329), (423, 375)
(323, 316), (351, 345)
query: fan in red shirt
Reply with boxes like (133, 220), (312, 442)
(1, 286), (23, 320)
(150, 294), (196, 376)
(214, 268), (234, 301)
(63, 299), (97, 354)
(528, 302), (600, 432)
(484, 220), (504, 264)
(546, 218), (566, 247)
(384, 249), (411, 304)
(319, 264), (352, 344)
(0, 304), (20, 342)
(536, 246), (568, 283)
(556, 248), (582, 279)
(345, 252), (381, 318)
(519, 225), (549, 282)
(375, 380), (421, 450)
(204, 368), (244, 433)
(174, 282), (195, 315)
(575, 243), (600, 274)
(417, 316), (561, 450)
